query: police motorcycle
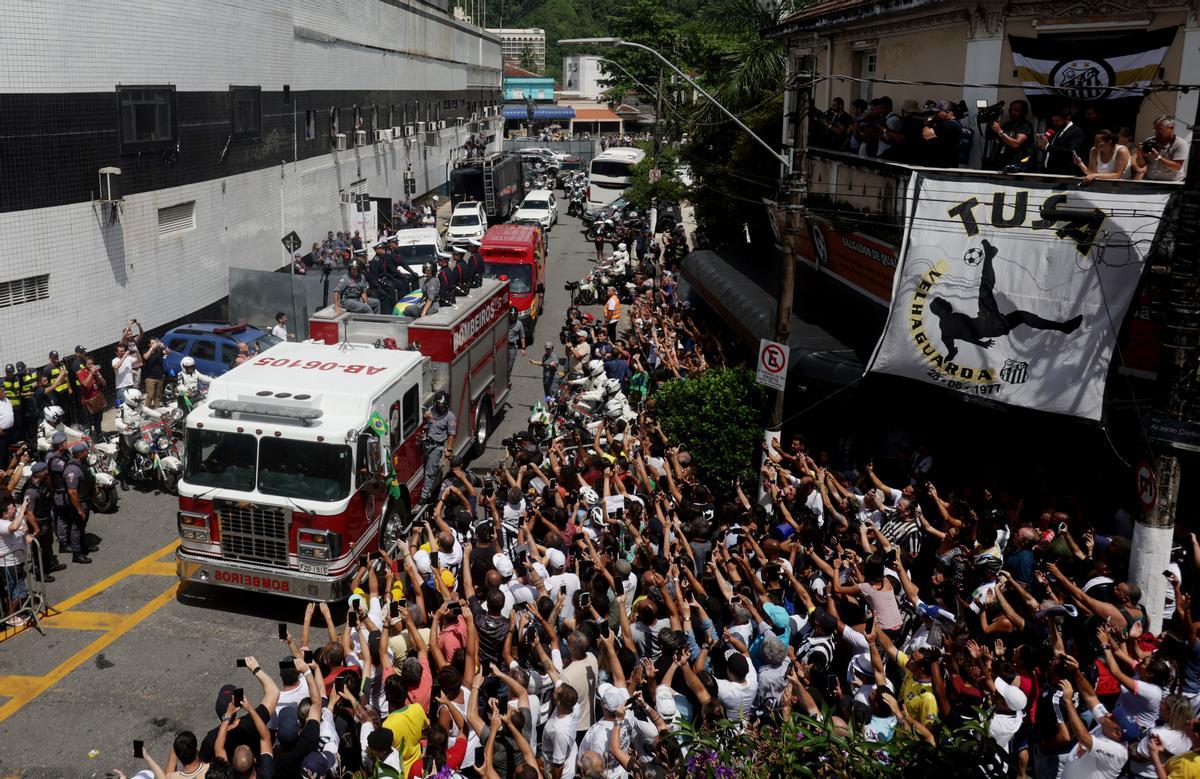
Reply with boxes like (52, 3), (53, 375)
(28, 418), (120, 514)
(114, 390), (184, 495)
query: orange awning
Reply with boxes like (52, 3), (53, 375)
(572, 108), (621, 121)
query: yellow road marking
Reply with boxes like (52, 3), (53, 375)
(0, 581), (177, 723)
(0, 675), (45, 698)
(52, 539), (180, 613)
(135, 561), (178, 577)
(41, 610), (126, 631)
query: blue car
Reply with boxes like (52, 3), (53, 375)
(161, 322), (280, 377)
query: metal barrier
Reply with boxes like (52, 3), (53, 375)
(1, 536), (51, 638)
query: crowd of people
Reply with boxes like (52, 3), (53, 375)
(811, 96), (1187, 181)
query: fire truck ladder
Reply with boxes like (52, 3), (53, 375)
(482, 156), (496, 216)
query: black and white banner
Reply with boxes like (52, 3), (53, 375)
(867, 175), (1172, 420)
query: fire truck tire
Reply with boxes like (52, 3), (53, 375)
(382, 498), (411, 552)
(471, 399), (492, 459)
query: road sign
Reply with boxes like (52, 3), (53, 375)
(281, 231), (302, 254)
(756, 338), (788, 391)
(1136, 460), (1157, 511)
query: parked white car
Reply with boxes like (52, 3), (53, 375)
(446, 201), (487, 245)
(512, 190), (558, 230)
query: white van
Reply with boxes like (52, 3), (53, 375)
(389, 227), (442, 273)
(587, 147), (646, 208)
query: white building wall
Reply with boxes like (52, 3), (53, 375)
(563, 55), (606, 100)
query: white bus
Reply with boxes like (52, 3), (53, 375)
(587, 147), (646, 208)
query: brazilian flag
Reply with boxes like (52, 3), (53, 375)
(369, 411), (389, 437)
(391, 290), (424, 315)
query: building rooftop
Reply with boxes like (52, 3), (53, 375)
(503, 63), (546, 78)
(764, 0), (942, 36)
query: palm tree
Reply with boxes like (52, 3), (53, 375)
(697, 0), (794, 108)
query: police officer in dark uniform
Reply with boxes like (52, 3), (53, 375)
(62, 442), (94, 564)
(435, 252), (457, 308)
(23, 461), (64, 579)
(45, 432), (70, 553)
(16, 361), (38, 445)
(366, 245), (397, 314)
(421, 390), (456, 503)
(506, 306), (526, 377)
(466, 238), (485, 288)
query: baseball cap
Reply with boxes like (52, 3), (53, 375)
(602, 684), (629, 713)
(69, 442), (88, 454)
(50, 432), (67, 447)
(546, 548), (566, 570)
(575, 329), (588, 340)
(300, 751), (335, 778)
(544, 341), (554, 350)
(531, 561), (549, 582)
(413, 549), (432, 574)
(901, 99), (921, 114)
(1111, 708), (1142, 742)
(917, 601), (957, 624)
(276, 704), (301, 743)
(30, 462), (47, 475)
(850, 653), (874, 679)
(993, 676), (1027, 712)
(492, 553), (514, 579)
(214, 684), (237, 719)
(763, 603), (791, 633)
(48, 350), (59, 359)
(347, 587), (366, 610)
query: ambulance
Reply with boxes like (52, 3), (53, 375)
(175, 279), (511, 601)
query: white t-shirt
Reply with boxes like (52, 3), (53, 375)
(545, 571), (581, 621)
(272, 323), (289, 341)
(1062, 705), (1128, 779)
(0, 513), (27, 562)
(804, 490), (825, 527)
(1130, 725), (1192, 778)
(715, 658), (758, 720)
(989, 711), (1023, 752)
(112, 354), (137, 390)
(0, 399), (13, 432)
(541, 696), (582, 779)
(1116, 679), (1163, 730)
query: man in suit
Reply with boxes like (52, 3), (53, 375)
(1039, 109), (1085, 176)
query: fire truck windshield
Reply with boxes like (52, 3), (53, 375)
(257, 438), (352, 502)
(184, 429), (256, 491)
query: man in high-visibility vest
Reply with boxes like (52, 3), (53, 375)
(604, 286), (621, 341)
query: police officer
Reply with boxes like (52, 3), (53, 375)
(333, 261), (381, 314)
(23, 461), (63, 579)
(528, 341), (562, 400)
(506, 306), (526, 377)
(405, 263), (441, 319)
(466, 238), (485, 288)
(435, 252), (457, 307)
(367, 245), (396, 314)
(62, 442), (94, 564)
(16, 361), (38, 446)
(3, 365), (22, 447)
(44, 432), (71, 555)
(42, 350), (73, 423)
(421, 390), (456, 503)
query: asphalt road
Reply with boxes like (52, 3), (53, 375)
(0, 207), (601, 778)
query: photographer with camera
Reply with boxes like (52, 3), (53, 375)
(988, 100), (1034, 172)
(1137, 115), (1187, 182)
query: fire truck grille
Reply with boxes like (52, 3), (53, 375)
(217, 505), (290, 566)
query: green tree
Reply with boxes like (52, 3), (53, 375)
(623, 142), (690, 210)
(519, 43), (539, 73)
(651, 368), (762, 495)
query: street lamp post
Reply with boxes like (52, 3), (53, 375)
(560, 37), (803, 475)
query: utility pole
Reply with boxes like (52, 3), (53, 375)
(1131, 100), (1200, 633)
(764, 77), (810, 456)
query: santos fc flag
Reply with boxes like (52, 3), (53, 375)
(866, 175), (1172, 420)
(1010, 28), (1176, 102)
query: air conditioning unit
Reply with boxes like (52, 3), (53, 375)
(334, 133), (349, 151)
(416, 121), (426, 134)
(340, 192), (354, 204)
(403, 125), (414, 137)
(471, 112), (479, 122)
(355, 130), (368, 146)
(375, 129), (386, 142)
(97, 166), (122, 201)
(440, 120), (448, 130)
(468, 122), (480, 133)
(425, 130), (440, 146)
(483, 107), (493, 117)
(392, 126), (404, 137)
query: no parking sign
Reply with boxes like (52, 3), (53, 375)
(756, 339), (788, 391)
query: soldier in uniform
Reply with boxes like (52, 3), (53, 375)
(506, 307), (526, 377)
(421, 390), (456, 503)
(62, 442), (95, 564)
(333, 261), (381, 314)
(16, 362), (37, 446)
(466, 238), (485, 288)
(366, 245), (397, 314)
(405, 263), (441, 319)
(435, 252), (458, 308)
(450, 246), (473, 293)
(23, 461), (64, 579)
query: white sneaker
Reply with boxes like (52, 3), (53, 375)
(5, 615), (28, 627)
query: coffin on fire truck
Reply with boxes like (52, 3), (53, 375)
(175, 279), (510, 601)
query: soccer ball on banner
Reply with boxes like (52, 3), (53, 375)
(963, 246), (985, 266)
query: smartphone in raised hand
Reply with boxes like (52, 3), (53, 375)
(133, 740), (144, 759)
(277, 622), (288, 641)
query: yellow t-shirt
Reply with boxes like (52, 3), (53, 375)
(383, 702), (429, 777)
(1168, 751), (1200, 779)
(897, 651), (938, 725)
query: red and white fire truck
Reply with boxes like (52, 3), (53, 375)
(175, 279), (511, 601)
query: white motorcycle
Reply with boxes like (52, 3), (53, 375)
(116, 410), (184, 495)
